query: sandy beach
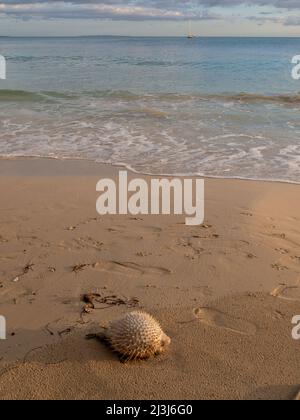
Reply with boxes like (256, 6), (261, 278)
(0, 157), (299, 400)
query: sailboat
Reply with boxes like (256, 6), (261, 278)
(187, 20), (195, 39)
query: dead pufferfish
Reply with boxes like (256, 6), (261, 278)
(99, 311), (171, 362)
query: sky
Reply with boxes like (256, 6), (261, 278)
(0, 1), (300, 37)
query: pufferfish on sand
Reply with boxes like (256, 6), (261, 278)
(97, 311), (171, 362)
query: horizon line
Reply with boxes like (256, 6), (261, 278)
(1, 34), (300, 38)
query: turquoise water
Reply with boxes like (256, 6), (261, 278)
(0, 36), (300, 182)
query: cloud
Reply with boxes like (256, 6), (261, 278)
(0, 1), (221, 20)
(0, 0), (299, 23)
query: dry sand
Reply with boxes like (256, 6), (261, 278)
(0, 157), (299, 400)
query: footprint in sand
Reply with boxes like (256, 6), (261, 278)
(271, 263), (289, 271)
(241, 212), (253, 217)
(271, 285), (300, 302)
(275, 248), (290, 255)
(93, 260), (172, 276)
(193, 307), (257, 336)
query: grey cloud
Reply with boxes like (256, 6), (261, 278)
(0, 1), (221, 21)
(0, 0), (300, 22)
(1, 0), (300, 8)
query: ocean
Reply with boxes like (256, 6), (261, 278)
(0, 36), (300, 182)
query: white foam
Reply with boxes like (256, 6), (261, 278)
(0, 93), (299, 184)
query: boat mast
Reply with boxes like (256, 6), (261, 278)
(188, 20), (193, 38)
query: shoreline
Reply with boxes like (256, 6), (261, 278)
(0, 156), (299, 186)
(0, 157), (300, 400)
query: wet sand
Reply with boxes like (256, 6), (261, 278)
(0, 158), (299, 400)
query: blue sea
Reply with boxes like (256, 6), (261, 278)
(0, 36), (300, 182)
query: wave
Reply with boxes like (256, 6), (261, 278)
(0, 90), (44, 102)
(208, 92), (300, 106)
(1, 89), (300, 106)
(0, 89), (79, 102)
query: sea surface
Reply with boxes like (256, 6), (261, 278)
(0, 36), (300, 182)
